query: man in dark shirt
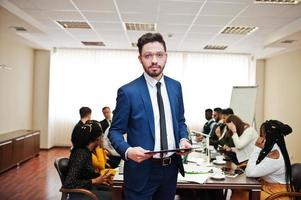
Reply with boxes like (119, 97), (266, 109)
(71, 107), (92, 146)
(100, 106), (112, 132)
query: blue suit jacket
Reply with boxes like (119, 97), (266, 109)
(108, 75), (188, 192)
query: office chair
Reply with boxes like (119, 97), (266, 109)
(54, 157), (100, 200)
(266, 163), (301, 200)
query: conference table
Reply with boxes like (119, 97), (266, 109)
(111, 160), (261, 200)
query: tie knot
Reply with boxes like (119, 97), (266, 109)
(156, 82), (161, 89)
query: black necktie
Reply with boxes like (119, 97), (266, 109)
(156, 82), (168, 155)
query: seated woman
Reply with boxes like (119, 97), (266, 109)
(245, 120), (293, 200)
(223, 115), (258, 164)
(64, 120), (113, 200)
(92, 133), (116, 176)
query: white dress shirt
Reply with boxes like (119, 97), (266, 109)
(144, 72), (176, 158)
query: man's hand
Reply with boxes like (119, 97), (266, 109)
(177, 139), (192, 156)
(127, 147), (153, 163)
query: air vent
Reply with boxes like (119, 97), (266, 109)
(281, 40), (296, 44)
(10, 26), (27, 32)
(124, 22), (156, 31)
(254, 0), (300, 4)
(57, 21), (91, 29)
(203, 45), (228, 50)
(81, 41), (105, 46)
(221, 26), (258, 35)
(131, 42), (137, 47)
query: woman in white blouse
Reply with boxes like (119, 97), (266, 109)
(245, 120), (293, 200)
(223, 115), (258, 164)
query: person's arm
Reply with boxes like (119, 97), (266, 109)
(108, 88), (131, 160)
(245, 146), (281, 177)
(92, 147), (106, 172)
(232, 128), (256, 149)
(178, 83), (189, 140)
(64, 150), (96, 189)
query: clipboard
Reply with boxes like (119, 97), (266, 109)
(144, 147), (199, 154)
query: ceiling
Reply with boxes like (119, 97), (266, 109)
(1, 0), (301, 58)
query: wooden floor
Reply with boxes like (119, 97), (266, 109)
(0, 147), (70, 200)
(0, 147), (199, 200)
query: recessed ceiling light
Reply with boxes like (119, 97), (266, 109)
(56, 21), (91, 29)
(81, 41), (105, 46)
(254, 0), (300, 5)
(221, 26), (258, 35)
(124, 22), (156, 31)
(203, 45), (228, 50)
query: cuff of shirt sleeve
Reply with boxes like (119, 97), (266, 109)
(124, 147), (131, 160)
(180, 138), (191, 144)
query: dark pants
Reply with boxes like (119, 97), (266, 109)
(124, 156), (178, 200)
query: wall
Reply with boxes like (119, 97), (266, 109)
(255, 59), (265, 130)
(264, 49), (301, 163)
(33, 50), (51, 148)
(0, 34), (34, 134)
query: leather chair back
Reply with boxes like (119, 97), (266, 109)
(292, 163), (301, 192)
(54, 157), (69, 185)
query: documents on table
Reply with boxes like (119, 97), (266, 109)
(177, 163), (212, 184)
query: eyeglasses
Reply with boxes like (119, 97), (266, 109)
(142, 52), (166, 60)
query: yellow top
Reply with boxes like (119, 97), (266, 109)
(92, 146), (116, 176)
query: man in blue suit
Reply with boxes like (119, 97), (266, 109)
(109, 33), (191, 200)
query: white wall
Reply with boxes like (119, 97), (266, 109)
(0, 34), (34, 134)
(33, 50), (51, 148)
(263, 49), (301, 163)
(255, 59), (265, 130)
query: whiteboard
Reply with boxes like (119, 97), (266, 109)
(229, 86), (257, 125)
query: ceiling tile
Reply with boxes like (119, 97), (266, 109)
(158, 14), (195, 25)
(46, 11), (84, 21)
(9, 0), (38, 9)
(32, 0), (76, 11)
(230, 16), (297, 29)
(190, 25), (224, 34)
(199, 2), (248, 16)
(157, 24), (189, 33)
(195, 15), (233, 26)
(116, 0), (159, 14)
(240, 3), (294, 17)
(121, 13), (157, 23)
(72, 0), (116, 11)
(91, 22), (124, 31)
(159, 0), (203, 14)
(210, 34), (245, 45)
(83, 11), (120, 22)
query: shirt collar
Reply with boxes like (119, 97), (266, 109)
(143, 72), (165, 88)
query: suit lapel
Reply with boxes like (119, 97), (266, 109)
(138, 76), (155, 139)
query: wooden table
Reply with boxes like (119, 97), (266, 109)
(111, 162), (261, 200)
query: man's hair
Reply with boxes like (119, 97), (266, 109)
(137, 33), (166, 55)
(221, 108), (234, 115)
(213, 107), (222, 113)
(79, 107), (91, 118)
(205, 108), (213, 114)
(102, 106), (110, 112)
